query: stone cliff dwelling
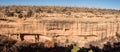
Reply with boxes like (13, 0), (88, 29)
(0, 6), (120, 47)
(0, 18), (120, 44)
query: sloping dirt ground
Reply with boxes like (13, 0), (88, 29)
(0, 35), (120, 52)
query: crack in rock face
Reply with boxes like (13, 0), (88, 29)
(0, 6), (120, 48)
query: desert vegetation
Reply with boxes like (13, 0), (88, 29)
(0, 34), (120, 52)
(0, 6), (120, 52)
(0, 6), (120, 18)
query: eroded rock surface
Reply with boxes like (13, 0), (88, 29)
(0, 6), (120, 48)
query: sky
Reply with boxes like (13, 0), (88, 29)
(0, 0), (120, 10)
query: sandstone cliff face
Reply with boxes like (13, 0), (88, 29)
(0, 6), (120, 47)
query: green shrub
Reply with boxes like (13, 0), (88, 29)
(116, 32), (120, 41)
(18, 13), (23, 18)
(35, 8), (42, 13)
(15, 9), (21, 13)
(71, 45), (80, 52)
(88, 50), (93, 52)
(5, 12), (14, 17)
(26, 9), (33, 17)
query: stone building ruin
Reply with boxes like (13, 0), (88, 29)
(0, 17), (120, 47)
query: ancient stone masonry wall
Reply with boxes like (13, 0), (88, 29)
(1, 6), (120, 48)
(0, 17), (120, 47)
